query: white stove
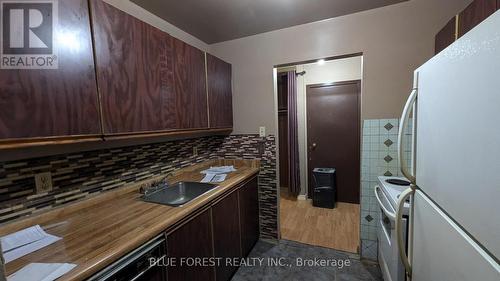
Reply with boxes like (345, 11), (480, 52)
(377, 176), (411, 215)
(376, 176), (412, 281)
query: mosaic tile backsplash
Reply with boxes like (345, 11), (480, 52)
(360, 119), (412, 260)
(0, 135), (278, 239)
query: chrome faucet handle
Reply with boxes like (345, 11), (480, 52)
(161, 172), (174, 187)
(139, 172), (174, 195)
(139, 184), (157, 195)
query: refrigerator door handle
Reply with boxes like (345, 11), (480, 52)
(396, 187), (415, 279)
(374, 185), (396, 220)
(398, 88), (417, 184)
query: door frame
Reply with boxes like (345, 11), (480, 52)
(305, 80), (362, 200)
(273, 53), (364, 242)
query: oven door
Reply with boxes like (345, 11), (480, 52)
(375, 185), (407, 281)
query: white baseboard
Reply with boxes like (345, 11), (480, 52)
(297, 194), (307, 200)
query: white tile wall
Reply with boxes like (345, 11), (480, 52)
(360, 118), (412, 260)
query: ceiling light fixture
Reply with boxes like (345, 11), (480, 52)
(317, 59), (325, 65)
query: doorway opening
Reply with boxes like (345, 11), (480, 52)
(275, 54), (363, 253)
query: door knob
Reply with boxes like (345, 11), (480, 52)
(311, 143), (317, 150)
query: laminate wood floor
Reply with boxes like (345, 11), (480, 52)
(279, 194), (360, 253)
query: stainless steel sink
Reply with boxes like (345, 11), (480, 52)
(140, 182), (218, 207)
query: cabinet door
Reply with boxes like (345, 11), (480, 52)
(238, 177), (260, 257)
(167, 209), (215, 281)
(435, 17), (456, 55)
(212, 191), (242, 281)
(207, 54), (233, 128)
(172, 38), (208, 129)
(90, 0), (174, 134)
(0, 0), (100, 140)
(458, 0), (497, 38)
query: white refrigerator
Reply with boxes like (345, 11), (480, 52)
(395, 11), (500, 281)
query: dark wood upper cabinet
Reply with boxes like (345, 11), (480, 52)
(435, 16), (457, 55)
(207, 54), (233, 128)
(458, 0), (497, 38)
(0, 0), (100, 140)
(212, 191), (242, 281)
(167, 209), (215, 281)
(90, 0), (174, 134)
(171, 38), (208, 129)
(238, 177), (260, 257)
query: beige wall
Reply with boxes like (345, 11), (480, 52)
(102, 0), (210, 51)
(296, 57), (363, 194)
(210, 0), (471, 135)
(300, 57), (363, 85)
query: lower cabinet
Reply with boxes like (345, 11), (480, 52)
(166, 209), (215, 281)
(238, 177), (260, 257)
(212, 191), (243, 281)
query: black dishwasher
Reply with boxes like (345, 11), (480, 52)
(88, 236), (167, 281)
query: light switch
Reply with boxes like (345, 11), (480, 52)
(259, 126), (266, 137)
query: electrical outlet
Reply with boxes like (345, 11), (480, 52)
(259, 126), (266, 137)
(35, 172), (53, 194)
(193, 146), (198, 157)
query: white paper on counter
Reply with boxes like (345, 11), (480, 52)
(1, 225), (47, 252)
(200, 166), (236, 174)
(7, 263), (76, 281)
(201, 173), (216, 183)
(201, 173), (227, 183)
(1, 225), (61, 264)
(211, 174), (227, 183)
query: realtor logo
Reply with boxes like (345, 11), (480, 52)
(0, 0), (58, 69)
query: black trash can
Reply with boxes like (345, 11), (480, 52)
(312, 168), (336, 209)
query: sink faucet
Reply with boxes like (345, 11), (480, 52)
(140, 172), (174, 195)
(161, 172), (174, 187)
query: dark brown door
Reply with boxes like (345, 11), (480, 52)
(458, 0), (497, 38)
(90, 0), (173, 134)
(238, 177), (260, 256)
(435, 17), (456, 55)
(306, 81), (361, 204)
(212, 191), (242, 281)
(167, 209), (215, 281)
(207, 54), (233, 128)
(0, 0), (100, 140)
(172, 38), (208, 129)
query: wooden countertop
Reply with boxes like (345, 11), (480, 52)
(0, 159), (260, 280)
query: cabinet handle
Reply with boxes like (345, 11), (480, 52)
(129, 254), (166, 281)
